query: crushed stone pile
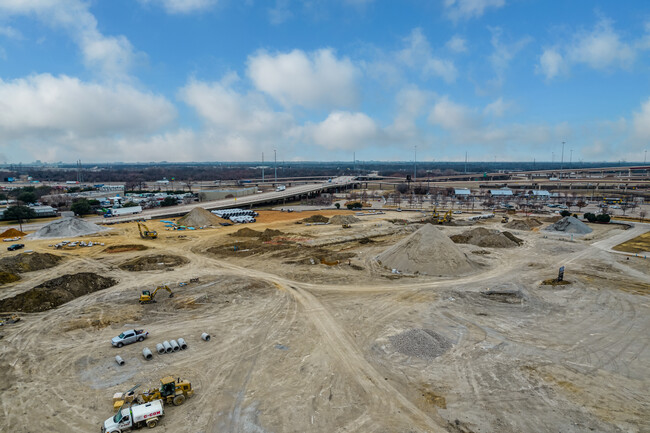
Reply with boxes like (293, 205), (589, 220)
(0, 272), (117, 313)
(376, 224), (475, 276)
(504, 218), (542, 231)
(543, 216), (592, 234)
(450, 227), (523, 248)
(302, 214), (329, 223)
(177, 207), (223, 227)
(28, 216), (108, 239)
(329, 215), (360, 225)
(0, 228), (27, 238)
(389, 328), (452, 359)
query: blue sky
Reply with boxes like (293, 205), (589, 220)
(0, 0), (649, 163)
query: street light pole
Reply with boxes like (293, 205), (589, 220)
(274, 149), (277, 185)
(262, 152), (264, 183)
(570, 149), (573, 167)
(560, 141), (565, 176)
(414, 145), (417, 182)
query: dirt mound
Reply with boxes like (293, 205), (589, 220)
(104, 244), (149, 253)
(259, 229), (284, 241)
(0, 272), (20, 285)
(329, 215), (360, 225)
(389, 328), (452, 359)
(177, 207), (222, 227)
(543, 216), (592, 234)
(481, 289), (524, 304)
(28, 216), (108, 239)
(231, 228), (262, 237)
(0, 273), (118, 313)
(376, 224), (475, 276)
(0, 252), (63, 274)
(505, 218), (542, 231)
(0, 228), (26, 238)
(118, 254), (189, 271)
(302, 214), (329, 223)
(450, 227), (522, 248)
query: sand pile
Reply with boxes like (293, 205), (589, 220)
(177, 207), (222, 227)
(329, 215), (360, 225)
(28, 216), (108, 239)
(376, 224), (475, 276)
(389, 329), (452, 359)
(544, 216), (592, 234)
(302, 214), (329, 223)
(0, 272), (117, 313)
(0, 228), (26, 238)
(450, 227), (523, 248)
(504, 218), (542, 231)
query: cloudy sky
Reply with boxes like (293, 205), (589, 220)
(0, 0), (649, 163)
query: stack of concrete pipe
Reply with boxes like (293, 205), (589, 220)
(115, 335), (197, 364)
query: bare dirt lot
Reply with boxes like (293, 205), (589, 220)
(0, 210), (648, 432)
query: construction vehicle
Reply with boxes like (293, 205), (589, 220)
(137, 221), (157, 239)
(342, 224), (351, 229)
(102, 399), (164, 432)
(139, 376), (194, 407)
(139, 285), (173, 304)
(501, 216), (510, 223)
(437, 210), (452, 224)
(0, 314), (20, 326)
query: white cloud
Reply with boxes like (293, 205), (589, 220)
(632, 97), (650, 141)
(268, 0), (293, 25)
(538, 18), (638, 80)
(306, 111), (379, 150)
(0, 25), (22, 39)
(446, 35), (467, 53)
(488, 27), (531, 87)
(247, 48), (360, 109)
(483, 97), (510, 117)
(0, 74), (175, 138)
(444, 0), (506, 21)
(138, 0), (217, 14)
(398, 28), (457, 83)
(428, 96), (479, 131)
(0, 0), (138, 78)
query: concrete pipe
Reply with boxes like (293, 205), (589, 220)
(142, 347), (153, 361)
(177, 338), (188, 350)
(162, 340), (173, 353)
(156, 343), (165, 354)
(170, 339), (180, 352)
(115, 355), (125, 366)
(201, 332), (210, 342)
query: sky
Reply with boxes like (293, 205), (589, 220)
(0, 0), (649, 164)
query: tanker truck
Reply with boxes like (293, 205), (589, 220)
(102, 399), (164, 432)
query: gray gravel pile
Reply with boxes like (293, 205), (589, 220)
(543, 216), (592, 234)
(389, 328), (452, 359)
(28, 216), (108, 239)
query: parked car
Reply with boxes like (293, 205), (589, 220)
(112, 329), (149, 348)
(7, 244), (24, 251)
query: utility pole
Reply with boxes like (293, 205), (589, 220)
(274, 149), (277, 185)
(353, 152), (356, 172)
(414, 145), (417, 182)
(464, 151), (468, 174)
(645, 149), (647, 164)
(262, 152), (265, 183)
(560, 141), (565, 177)
(570, 149), (573, 167)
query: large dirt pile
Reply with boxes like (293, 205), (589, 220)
(450, 227), (523, 248)
(329, 215), (360, 225)
(0, 252), (63, 274)
(0, 228), (26, 238)
(28, 216), (108, 239)
(0, 272), (118, 313)
(177, 207), (222, 227)
(119, 254), (189, 271)
(504, 218), (542, 231)
(376, 224), (475, 276)
(544, 216), (592, 234)
(389, 329), (452, 359)
(302, 214), (329, 223)
(231, 228), (261, 237)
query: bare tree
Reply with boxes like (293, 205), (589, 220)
(639, 210), (647, 222)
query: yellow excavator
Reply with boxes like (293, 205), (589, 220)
(438, 210), (452, 224)
(137, 221), (157, 239)
(139, 285), (173, 304)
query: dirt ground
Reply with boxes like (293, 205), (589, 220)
(0, 210), (648, 432)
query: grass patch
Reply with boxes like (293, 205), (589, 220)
(612, 232), (650, 254)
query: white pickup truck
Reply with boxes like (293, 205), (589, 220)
(111, 329), (149, 348)
(102, 400), (164, 432)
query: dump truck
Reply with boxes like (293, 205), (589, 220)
(102, 399), (164, 432)
(139, 285), (173, 304)
(139, 376), (194, 407)
(112, 329), (149, 348)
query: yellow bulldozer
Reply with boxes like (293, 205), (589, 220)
(113, 377), (194, 411)
(139, 285), (173, 304)
(137, 221), (157, 239)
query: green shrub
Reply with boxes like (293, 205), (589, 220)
(596, 213), (611, 223)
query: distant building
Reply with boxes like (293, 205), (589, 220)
(530, 190), (551, 199)
(454, 188), (471, 196)
(488, 188), (513, 197)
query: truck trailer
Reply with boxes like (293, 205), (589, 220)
(104, 206), (143, 218)
(102, 399), (164, 432)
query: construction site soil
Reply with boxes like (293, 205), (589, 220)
(0, 228), (27, 238)
(504, 218), (543, 230)
(176, 207), (224, 227)
(450, 227), (523, 248)
(0, 252), (63, 276)
(0, 209), (648, 433)
(118, 254), (190, 271)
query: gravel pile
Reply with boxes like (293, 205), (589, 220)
(376, 224), (475, 276)
(543, 216), (592, 234)
(389, 329), (452, 359)
(177, 207), (223, 227)
(329, 215), (360, 225)
(450, 227), (522, 248)
(27, 216), (108, 239)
